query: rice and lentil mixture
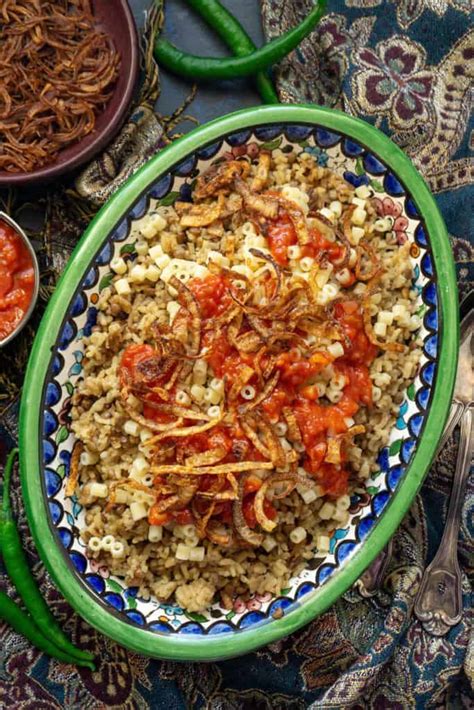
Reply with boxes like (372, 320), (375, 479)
(70, 146), (422, 612)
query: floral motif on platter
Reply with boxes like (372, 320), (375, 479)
(40, 124), (439, 638)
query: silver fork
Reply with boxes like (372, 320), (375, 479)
(359, 294), (473, 618)
(413, 407), (472, 634)
(358, 401), (470, 599)
(414, 305), (473, 635)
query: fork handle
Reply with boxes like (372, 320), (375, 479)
(414, 406), (473, 635)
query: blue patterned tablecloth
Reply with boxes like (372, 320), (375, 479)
(0, 1), (472, 707)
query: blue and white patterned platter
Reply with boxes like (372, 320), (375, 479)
(21, 107), (456, 659)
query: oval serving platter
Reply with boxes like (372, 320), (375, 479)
(20, 105), (458, 661)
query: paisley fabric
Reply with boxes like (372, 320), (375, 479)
(0, 0), (472, 707)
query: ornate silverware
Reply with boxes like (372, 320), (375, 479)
(414, 301), (473, 635)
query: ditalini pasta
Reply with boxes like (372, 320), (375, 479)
(71, 147), (422, 613)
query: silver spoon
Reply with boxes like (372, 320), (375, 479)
(414, 302), (473, 635)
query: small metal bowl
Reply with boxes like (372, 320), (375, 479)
(0, 212), (40, 347)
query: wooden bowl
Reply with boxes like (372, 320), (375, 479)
(0, 0), (139, 187)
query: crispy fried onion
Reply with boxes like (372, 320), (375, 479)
(65, 441), (83, 497)
(333, 228), (351, 269)
(150, 460), (274, 476)
(234, 331), (263, 353)
(340, 425), (366, 441)
(152, 476), (199, 513)
(184, 447), (228, 467)
(239, 369), (280, 413)
(131, 383), (171, 402)
(253, 413), (286, 468)
(0, 0), (120, 173)
(232, 276), (313, 320)
(308, 211), (335, 239)
(122, 351), (177, 389)
(254, 473), (298, 532)
(207, 263), (251, 305)
(127, 407), (184, 433)
(251, 151), (271, 192)
(206, 520), (235, 547)
(221, 193), (243, 217)
(324, 438), (342, 465)
(175, 193), (225, 228)
(153, 477), (178, 496)
(193, 500), (216, 539)
(342, 205), (356, 244)
(198, 473), (239, 501)
(171, 362), (191, 388)
(228, 364), (254, 401)
(239, 417), (271, 460)
(194, 160), (250, 199)
(169, 275), (201, 355)
(246, 314), (271, 340)
(140, 401), (210, 421)
(234, 177), (279, 219)
(248, 248), (282, 298)
(145, 417), (222, 445)
(320, 426), (365, 468)
(266, 331), (309, 353)
(152, 327), (186, 357)
(227, 314), (264, 354)
(355, 240), (382, 282)
(299, 317), (344, 346)
(212, 303), (242, 327)
(233, 474), (264, 546)
(282, 407), (303, 449)
(273, 195), (310, 245)
(226, 310), (243, 347)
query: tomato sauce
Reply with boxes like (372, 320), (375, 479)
(148, 506), (193, 526)
(243, 494), (277, 528)
(192, 279), (376, 496)
(334, 300), (378, 366)
(315, 464), (350, 498)
(139, 220), (381, 503)
(302, 228), (345, 264)
(275, 349), (332, 388)
(188, 274), (231, 319)
(203, 330), (266, 384)
(120, 344), (157, 383)
(267, 213), (297, 266)
(120, 343), (176, 423)
(203, 332), (232, 378)
(182, 425), (265, 466)
(266, 216), (346, 269)
(180, 427), (233, 459)
(0, 220), (36, 341)
(261, 386), (291, 421)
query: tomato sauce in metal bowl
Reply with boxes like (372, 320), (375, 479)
(0, 213), (39, 345)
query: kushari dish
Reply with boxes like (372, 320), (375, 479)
(70, 146), (422, 612)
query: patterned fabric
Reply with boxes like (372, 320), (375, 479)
(0, 0), (472, 707)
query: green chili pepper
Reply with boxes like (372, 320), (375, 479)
(155, 0), (326, 81)
(184, 0), (279, 104)
(0, 590), (95, 669)
(0, 448), (95, 665)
